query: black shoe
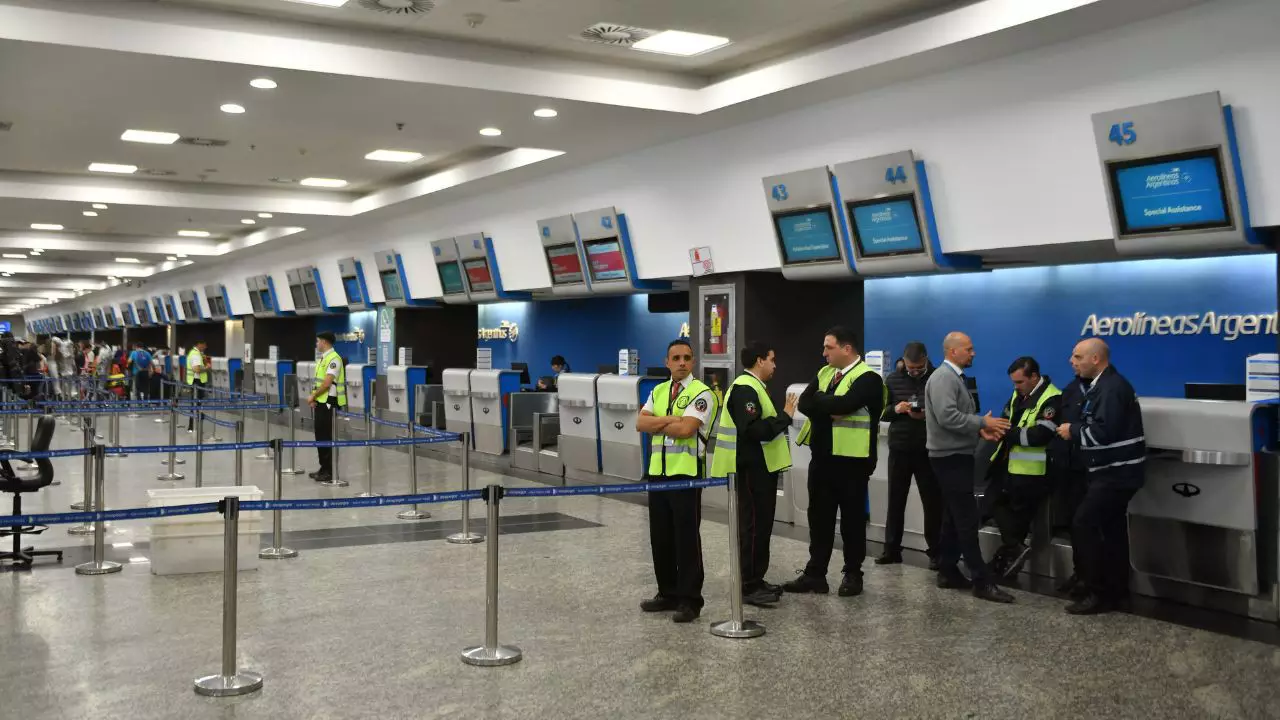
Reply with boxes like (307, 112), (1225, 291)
(313, 472), (332, 483)
(838, 573), (863, 597)
(743, 588), (781, 607)
(973, 583), (1015, 603)
(874, 551), (902, 565)
(927, 557), (940, 571)
(1056, 573), (1079, 594)
(781, 571), (829, 594)
(1111, 595), (1133, 613)
(936, 572), (973, 590)
(640, 595), (679, 613)
(672, 604), (700, 623)
(1003, 544), (1031, 579)
(1066, 593), (1113, 615)
(760, 580), (783, 595)
(308, 470), (321, 479)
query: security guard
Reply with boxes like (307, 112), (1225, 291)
(634, 339), (717, 624)
(985, 356), (1062, 581)
(185, 340), (209, 432)
(307, 331), (346, 483)
(1056, 338), (1145, 615)
(710, 341), (797, 607)
(783, 326), (885, 598)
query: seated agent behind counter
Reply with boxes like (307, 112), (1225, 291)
(308, 331), (346, 483)
(634, 339), (717, 624)
(710, 341), (798, 608)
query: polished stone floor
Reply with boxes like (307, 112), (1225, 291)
(3, 410), (1280, 719)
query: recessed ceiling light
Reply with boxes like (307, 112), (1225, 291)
(282, 0), (348, 6)
(28, 251), (40, 257)
(88, 163), (137, 174)
(30, 223), (63, 231)
(2, 254), (26, 260)
(250, 78), (277, 89)
(241, 218), (256, 225)
(176, 253), (188, 258)
(533, 108), (558, 118)
(115, 257), (141, 264)
(300, 177), (347, 188)
(83, 211), (98, 217)
(121, 129), (180, 144)
(0, 273), (10, 278)
(257, 212), (273, 219)
(478, 127), (502, 137)
(92, 203), (108, 210)
(177, 231), (209, 238)
(166, 256), (177, 261)
(220, 103), (246, 114)
(632, 30), (731, 56)
(365, 149), (423, 163)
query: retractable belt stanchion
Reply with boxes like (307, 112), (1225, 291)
(25, 407), (34, 449)
(397, 421), (430, 520)
(76, 444), (123, 576)
(126, 379), (141, 419)
(461, 484), (521, 667)
(259, 438), (297, 560)
(234, 420), (245, 486)
(194, 496), (264, 697)
(255, 406), (272, 461)
(447, 432), (482, 543)
(357, 408), (381, 499)
(68, 420), (95, 535)
(281, 403), (303, 475)
(158, 399), (185, 481)
(206, 387), (223, 443)
(155, 379), (168, 423)
(319, 404), (347, 487)
(710, 472), (765, 639)
(195, 412), (205, 488)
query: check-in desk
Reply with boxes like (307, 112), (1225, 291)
(251, 359), (265, 397)
(558, 374), (601, 482)
(510, 391), (559, 473)
(227, 358), (244, 393)
(414, 384), (443, 428)
(260, 360), (293, 407)
(295, 361), (315, 424)
(442, 369), (474, 442)
(865, 421), (925, 550)
(597, 375), (660, 482)
(470, 369), (521, 456)
(386, 365), (429, 427)
(210, 357), (228, 393)
(345, 363), (377, 416)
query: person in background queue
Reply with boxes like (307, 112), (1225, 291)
(710, 341), (797, 607)
(308, 331), (346, 484)
(128, 342), (153, 402)
(634, 339), (717, 624)
(877, 342), (942, 569)
(783, 326), (885, 598)
(185, 340), (209, 432)
(985, 356), (1062, 581)
(925, 332), (1015, 604)
(1056, 338), (1145, 615)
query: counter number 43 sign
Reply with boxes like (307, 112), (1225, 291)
(689, 246), (714, 278)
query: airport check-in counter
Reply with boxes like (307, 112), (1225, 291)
(209, 357), (230, 394)
(597, 374), (661, 482)
(557, 374), (601, 482)
(470, 369), (521, 456)
(510, 391), (560, 473)
(295, 361), (315, 424)
(252, 359), (268, 397)
(344, 363), (377, 416)
(414, 384), (443, 428)
(442, 369), (474, 442)
(261, 359), (294, 407)
(386, 365), (428, 426)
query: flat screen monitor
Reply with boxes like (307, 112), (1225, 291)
(257, 288), (272, 311)
(772, 207), (841, 265)
(463, 258), (494, 293)
(153, 300), (165, 322)
(249, 289), (264, 313)
(848, 194), (926, 258)
(584, 239), (627, 282)
(303, 281), (321, 309)
(210, 294), (226, 317)
(379, 269), (404, 302)
(546, 243), (585, 285)
(597, 364), (618, 375)
(1107, 148), (1232, 236)
(510, 362), (531, 385)
(343, 276), (363, 305)
(437, 262), (465, 295)
(646, 366), (671, 378)
(290, 284), (307, 309)
(1185, 383), (1246, 401)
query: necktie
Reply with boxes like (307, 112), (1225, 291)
(669, 382), (681, 407)
(830, 371), (844, 389)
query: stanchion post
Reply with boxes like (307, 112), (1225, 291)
(234, 420), (244, 486)
(194, 496), (264, 697)
(397, 420), (429, 520)
(259, 439), (297, 560)
(447, 432), (482, 543)
(461, 485), (521, 667)
(156, 379), (168, 423)
(158, 399), (185, 481)
(195, 412), (205, 488)
(255, 407), (272, 460)
(709, 472), (765, 639)
(76, 444), (123, 576)
(357, 408), (381, 498)
(68, 419), (94, 533)
(281, 404), (303, 475)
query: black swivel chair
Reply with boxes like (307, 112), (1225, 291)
(0, 415), (64, 568)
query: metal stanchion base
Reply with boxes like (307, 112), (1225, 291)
(317, 478), (349, 487)
(75, 560), (123, 575)
(280, 467), (305, 475)
(356, 491), (383, 498)
(709, 619), (766, 639)
(446, 532), (483, 544)
(94, 434), (104, 441)
(154, 417), (167, 424)
(126, 413), (140, 419)
(259, 547), (298, 560)
(70, 500), (87, 510)
(159, 458), (187, 465)
(193, 671), (263, 697)
(397, 509), (431, 520)
(460, 645), (522, 667)
(67, 524), (94, 536)
(157, 472), (186, 481)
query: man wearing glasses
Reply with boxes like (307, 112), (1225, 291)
(877, 341), (942, 569)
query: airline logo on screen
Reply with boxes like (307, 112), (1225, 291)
(1081, 311), (1278, 342)
(477, 320), (519, 343)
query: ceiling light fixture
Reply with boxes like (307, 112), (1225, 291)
(121, 129), (180, 144)
(257, 212), (273, 219)
(533, 108), (558, 118)
(83, 211), (98, 217)
(300, 177), (347, 188)
(241, 218), (256, 225)
(115, 257), (141, 264)
(177, 231), (209, 238)
(28, 251), (39, 257)
(30, 223), (63, 231)
(0, 273), (10, 278)
(478, 127), (502, 137)
(365, 149), (423, 163)
(632, 29), (730, 56)
(92, 203), (108, 210)
(282, 0), (349, 6)
(220, 103), (246, 114)
(166, 256), (177, 261)
(2, 254), (26, 260)
(250, 78), (278, 89)
(88, 163), (137, 174)
(176, 253), (188, 258)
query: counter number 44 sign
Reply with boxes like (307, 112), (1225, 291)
(690, 246), (714, 278)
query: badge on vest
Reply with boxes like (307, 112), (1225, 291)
(745, 401), (757, 416)
(675, 396), (691, 409)
(1043, 407), (1056, 419)
(694, 398), (707, 412)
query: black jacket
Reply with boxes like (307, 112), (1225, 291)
(1059, 376), (1088, 473)
(990, 376), (1064, 473)
(1069, 366), (1145, 489)
(724, 375), (793, 476)
(881, 365), (932, 452)
(798, 362), (885, 475)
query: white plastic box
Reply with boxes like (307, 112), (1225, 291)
(146, 486), (263, 575)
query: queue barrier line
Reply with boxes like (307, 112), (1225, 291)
(505, 477), (726, 497)
(283, 434), (459, 449)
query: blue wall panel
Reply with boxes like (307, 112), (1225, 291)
(865, 254), (1276, 412)
(314, 310), (377, 365)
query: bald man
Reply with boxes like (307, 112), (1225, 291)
(1055, 338), (1145, 615)
(924, 333), (1014, 603)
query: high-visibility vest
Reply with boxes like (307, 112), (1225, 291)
(992, 383), (1061, 476)
(646, 378), (714, 478)
(796, 362), (881, 458)
(710, 373), (792, 476)
(186, 349), (208, 384)
(314, 349), (347, 407)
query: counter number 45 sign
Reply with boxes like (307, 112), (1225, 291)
(1109, 121), (1137, 146)
(690, 246), (714, 278)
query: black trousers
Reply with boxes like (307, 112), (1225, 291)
(884, 449), (942, 557)
(648, 485), (703, 607)
(989, 468), (1050, 550)
(804, 456), (869, 578)
(1072, 480), (1138, 600)
(186, 379), (206, 430)
(314, 401), (337, 474)
(932, 453), (991, 584)
(737, 467), (778, 591)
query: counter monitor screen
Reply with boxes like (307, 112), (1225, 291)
(1107, 148), (1232, 236)
(437, 261), (465, 295)
(380, 269), (404, 302)
(209, 294), (227, 317)
(848, 194), (926, 258)
(773, 207), (841, 264)
(343, 276), (363, 305)
(303, 281), (321, 309)
(249, 290), (264, 313)
(290, 284), (307, 309)
(584, 239), (627, 282)
(546, 243), (584, 285)
(258, 288), (272, 311)
(462, 258), (494, 293)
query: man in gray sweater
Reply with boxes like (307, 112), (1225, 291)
(925, 332), (1015, 603)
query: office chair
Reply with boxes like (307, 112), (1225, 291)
(0, 415), (64, 568)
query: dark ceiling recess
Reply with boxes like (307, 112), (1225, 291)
(178, 137), (229, 148)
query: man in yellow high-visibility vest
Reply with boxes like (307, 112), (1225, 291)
(307, 331), (346, 482)
(185, 340), (209, 432)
